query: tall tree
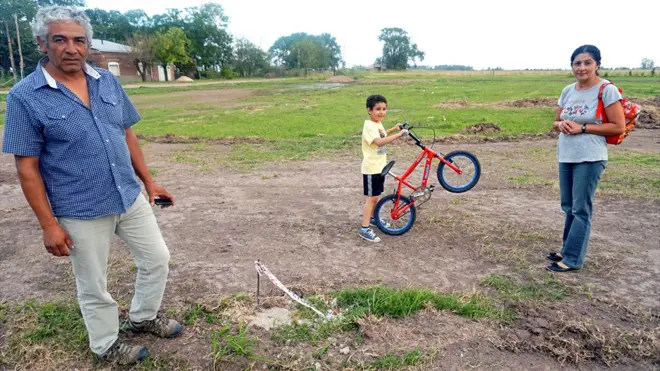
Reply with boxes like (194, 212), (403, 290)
(378, 27), (424, 70)
(290, 39), (325, 75)
(185, 3), (232, 71)
(124, 9), (151, 31)
(153, 27), (190, 81)
(268, 32), (342, 72)
(641, 58), (655, 69)
(125, 33), (156, 81)
(0, 0), (86, 78)
(232, 37), (268, 77)
(84, 9), (132, 42)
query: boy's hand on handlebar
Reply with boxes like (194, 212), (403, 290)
(394, 123), (404, 130)
(399, 129), (409, 137)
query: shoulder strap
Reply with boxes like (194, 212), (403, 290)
(596, 82), (613, 120)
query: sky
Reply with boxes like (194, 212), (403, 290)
(84, 0), (660, 70)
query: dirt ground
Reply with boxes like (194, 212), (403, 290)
(1, 121), (658, 370)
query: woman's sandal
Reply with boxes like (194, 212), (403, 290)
(545, 262), (579, 272)
(546, 252), (563, 262)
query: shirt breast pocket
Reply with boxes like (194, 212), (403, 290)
(100, 93), (125, 131)
(43, 106), (84, 142)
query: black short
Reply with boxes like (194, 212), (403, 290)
(363, 174), (385, 197)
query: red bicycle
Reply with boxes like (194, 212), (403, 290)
(374, 122), (481, 235)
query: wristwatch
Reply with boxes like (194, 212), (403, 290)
(581, 124), (587, 133)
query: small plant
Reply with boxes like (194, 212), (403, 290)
(211, 324), (262, 367)
(184, 304), (217, 325)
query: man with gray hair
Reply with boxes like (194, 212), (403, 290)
(2, 5), (183, 365)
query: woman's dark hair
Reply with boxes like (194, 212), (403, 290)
(366, 94), (387, 110)
(571, 45), (602, 75)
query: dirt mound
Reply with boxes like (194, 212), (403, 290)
(176, 76), (194, 82)
(503, 97), (557, 108)
(464, 122), (502, 133)
(325, 75), (355, 83)
(434, 100), (470, 109)
(634, 96), (660, 129)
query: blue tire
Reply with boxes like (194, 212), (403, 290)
(437, 150), (481, 193)
(374, 194), (416, 236)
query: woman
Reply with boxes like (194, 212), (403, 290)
(546, 45), (625, 272)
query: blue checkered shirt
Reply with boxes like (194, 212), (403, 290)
(2, 59), (142, 219)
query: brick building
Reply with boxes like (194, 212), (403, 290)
(87, 39), (175, 83)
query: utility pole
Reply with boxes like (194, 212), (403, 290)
(13, 14), (24, 80)
(4, 20), (18, 81)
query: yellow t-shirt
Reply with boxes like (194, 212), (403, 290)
(361, 120), (387, 174)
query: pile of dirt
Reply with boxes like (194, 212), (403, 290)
(464, 122), (502, 134)
(634, 96), (660, 129)
(434, 100), (469, 109)
(502, 98), (557, 108)
(175, 76), (194, 82)
(325, 75), (355, 83)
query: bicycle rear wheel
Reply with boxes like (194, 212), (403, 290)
(374, 194), (416, 236)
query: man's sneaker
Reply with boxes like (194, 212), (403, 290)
(99, 339), (149, 365)
(127, 313), (184, 338)
(370, 217), (391, 228)
(359, 227), (381, 242)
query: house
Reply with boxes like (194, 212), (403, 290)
(366, 62), (385, 71)
(87, 39), (175, 83)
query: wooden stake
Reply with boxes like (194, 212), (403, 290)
(256, 271), (261, 307)
(13, 14), (23, 80)
(4, 21), (18, 81)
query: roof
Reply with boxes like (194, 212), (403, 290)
(91, 39), (131, 53)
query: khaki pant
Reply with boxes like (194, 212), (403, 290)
(59, 194), (170, 355)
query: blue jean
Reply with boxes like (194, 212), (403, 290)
(559, 161), (606, 269)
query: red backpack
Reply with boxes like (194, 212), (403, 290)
(596, 82), (641, 145)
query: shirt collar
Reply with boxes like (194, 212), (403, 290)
(35, 57), (101, 90)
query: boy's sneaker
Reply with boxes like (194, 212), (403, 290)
(99, 339), (149, 365)
(359, 227), (381, 242)
(370, 217), (391, 228)
(127, 313), (184, 338)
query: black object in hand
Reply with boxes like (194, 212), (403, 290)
(154, 197), (173, 206)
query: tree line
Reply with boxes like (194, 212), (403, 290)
(2, 0), (432, 83)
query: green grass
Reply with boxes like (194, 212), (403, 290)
(184, 303), (218, 325)
(507, 175), (554, 186)
(273, 286), (515, 345)
(335, 286), (512, 321)
(2, 72), (657, 165)
(485, 274), (569, 302)
(21, 300), (87, 349)
(211, 323), (266, 367)
(600, 151), (660, 199)
(0, 300), (91, 368)
(371, 349), (426, 369)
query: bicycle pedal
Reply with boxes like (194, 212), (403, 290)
(429, 185), (435, 192)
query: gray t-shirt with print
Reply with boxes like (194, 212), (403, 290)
(556, 80), (622, 163)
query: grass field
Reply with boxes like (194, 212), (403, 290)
(0, 71), (659, 370)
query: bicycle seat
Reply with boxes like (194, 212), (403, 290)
(380, 160), (396, 177)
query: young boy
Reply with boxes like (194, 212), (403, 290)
(359, 94), (408, 242)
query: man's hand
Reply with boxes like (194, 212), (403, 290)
(146, 182), (175, 208)
(43, 224), (74, 257)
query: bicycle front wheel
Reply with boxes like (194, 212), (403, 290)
(437, 150), (481, 193)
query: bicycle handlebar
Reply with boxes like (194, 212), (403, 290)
(401, 121), (424, 148)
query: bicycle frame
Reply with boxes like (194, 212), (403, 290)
(386, 136), (464, 220)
